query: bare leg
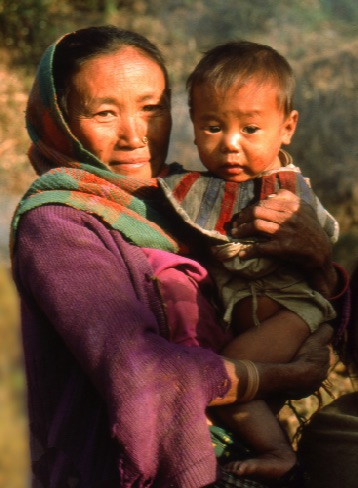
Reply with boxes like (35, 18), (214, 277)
(224, 307), (310, 363)
(218, 400), (296, 479)
(217, 304), (310, 480)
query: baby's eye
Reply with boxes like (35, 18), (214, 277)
(206, 125), (221, 134)
(143, 104), (166, 113)
(243, 126), (259, 134)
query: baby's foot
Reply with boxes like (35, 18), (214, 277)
(225, 448), (296, 481)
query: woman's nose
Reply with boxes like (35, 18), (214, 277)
(221, 133), (240, 152)
(116, 116), (145, 149)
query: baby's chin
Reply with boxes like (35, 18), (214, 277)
(208, 166), (252, 183)
(218, 172), (253, 183)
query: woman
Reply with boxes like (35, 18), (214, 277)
(11, 26), (348, 487)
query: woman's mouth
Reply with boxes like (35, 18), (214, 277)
(109, 159), (149, 169)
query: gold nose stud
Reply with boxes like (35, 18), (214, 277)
(142, 136), (148, 144)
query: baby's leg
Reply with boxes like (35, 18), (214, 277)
(225, 302), (311, 363)
(218, 400), (296, 480)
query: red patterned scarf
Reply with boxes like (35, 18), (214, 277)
(11, 37), (182, 254)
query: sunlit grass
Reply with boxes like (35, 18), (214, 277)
(0, 264), (29, 488)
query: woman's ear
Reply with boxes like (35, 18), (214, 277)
(281, 110), (299, 145)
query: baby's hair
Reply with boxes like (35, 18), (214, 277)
(187, 40), (295, 117)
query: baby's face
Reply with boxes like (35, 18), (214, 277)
(190, 80), (298, 182)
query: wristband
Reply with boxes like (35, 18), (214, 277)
(239, 359), (260, 402)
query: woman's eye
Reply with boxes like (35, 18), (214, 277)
(95, 110), (115, 119)
(97, 110), (113, 117)
(244, 126), (258, 134)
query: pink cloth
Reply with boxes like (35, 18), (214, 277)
(142, 248), (233, 350)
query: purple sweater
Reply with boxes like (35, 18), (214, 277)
(12, 204), (231, 487)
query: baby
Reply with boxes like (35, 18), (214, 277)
(159, 40), (338, 481)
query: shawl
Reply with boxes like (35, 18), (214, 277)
(11, 164), (181, 253)
(11, 38), (183, 255)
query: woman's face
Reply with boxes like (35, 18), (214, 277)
(66, 47), (172, 179)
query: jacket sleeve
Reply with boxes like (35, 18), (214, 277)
(13, 204), (230, 487)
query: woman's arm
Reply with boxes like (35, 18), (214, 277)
(209, 323), (334, 406)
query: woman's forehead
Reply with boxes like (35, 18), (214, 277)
(69, 49), (168, 105)
(77, 46), (166, 82)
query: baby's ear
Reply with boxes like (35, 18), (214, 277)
(282, 110), (299, 145)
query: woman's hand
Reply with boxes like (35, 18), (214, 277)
(284, 323), (334, 399)
(232, 189), (338, 296)
(257, 323), (333, 400)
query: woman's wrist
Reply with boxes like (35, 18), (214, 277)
(209, 358), (243, 406)
(218, 360), (298, 402)
(253, 361), (298, 399)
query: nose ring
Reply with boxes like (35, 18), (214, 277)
(142, 136), (148, 144)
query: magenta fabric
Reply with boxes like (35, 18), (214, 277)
(13, 204), (231, 487)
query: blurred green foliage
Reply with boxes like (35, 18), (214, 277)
(1, 2), (358, 486)
(321, 0), (358, 22)
(0, 0), (60, 65)
(0, 0), (122, 66)
(1, 0), (357, 69)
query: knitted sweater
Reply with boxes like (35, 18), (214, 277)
(13, 204), (230, 487)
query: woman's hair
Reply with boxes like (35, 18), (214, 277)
(187, 40), (295, 117)
(53, 25), (169, 115)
